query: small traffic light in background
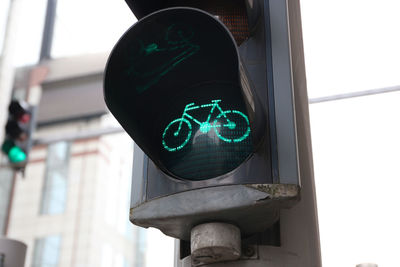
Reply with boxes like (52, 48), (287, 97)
(1, 100), (37, 170)
(104, 0), (303, 242)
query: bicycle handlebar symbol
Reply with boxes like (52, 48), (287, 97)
(162, 100), (251, 152)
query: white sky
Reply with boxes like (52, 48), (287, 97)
(301, 0), (400, 98)
(301, 1), (400, 266)
(310, 92), (400, 267)
(2, 0), (400, 266)
(51, 0), (135, 58)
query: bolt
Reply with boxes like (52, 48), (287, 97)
(242, 245), (255, 257)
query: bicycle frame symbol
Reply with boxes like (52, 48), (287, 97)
(162, 100), (251, 152)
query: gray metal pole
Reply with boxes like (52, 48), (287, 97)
(0, 253), (4, 267)
(190, 223), (241, 266)
(0, 0), (21, 143)
(175, 0), (321, 265)
(39, 0), (58, 61)
(309, 85), (400, 104)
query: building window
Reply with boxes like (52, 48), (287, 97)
(40, 142), (70, 215)
(31, 235), (62, 267)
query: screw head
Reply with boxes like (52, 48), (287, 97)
(242, 245), (255, 257)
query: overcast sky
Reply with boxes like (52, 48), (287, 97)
(301, 1), (400, 266)
(301, 0), (400, 98)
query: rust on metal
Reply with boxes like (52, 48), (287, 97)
(246, 184), (300, 200)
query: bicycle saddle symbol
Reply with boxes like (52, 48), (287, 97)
(162, 100), (251, 152)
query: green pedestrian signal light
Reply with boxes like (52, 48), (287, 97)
(1, 140), (27, 163)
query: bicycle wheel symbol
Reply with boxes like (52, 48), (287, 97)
(214, 110), (251, 143)
(162, 118), (192, 152)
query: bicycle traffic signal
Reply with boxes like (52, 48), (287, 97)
(104, 0), (302, 240)
(105, 7), (266, 181)
(1, 100), (36, 169)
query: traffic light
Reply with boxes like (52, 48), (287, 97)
(1, 100), (36, 169)
(104, 0), (301, 241)
(105, 7), (266, 180)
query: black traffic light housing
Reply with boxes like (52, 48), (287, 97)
(105, 7), (267, 181)
(104, 0), (301, 240)
(1, 100), (37, 170)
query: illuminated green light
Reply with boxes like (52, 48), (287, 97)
(162, 118), (192, 152)
(161, 100), (251, 152)
(2, 140), (27, 163)
(8, 146), (27, 163)
(200, 122), (212, 133)
(215, 110), (250, 143)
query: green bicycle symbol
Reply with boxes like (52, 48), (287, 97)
(162, 100), (251, 152)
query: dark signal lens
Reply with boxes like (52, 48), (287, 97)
(169, 0), (250, 45)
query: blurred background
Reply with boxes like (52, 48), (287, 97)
(0, 0), (399, 266)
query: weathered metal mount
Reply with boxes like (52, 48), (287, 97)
(191, 223), (241, 266)
(130, 184), (299, 241)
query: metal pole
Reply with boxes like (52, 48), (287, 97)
(3, 172), (17, 236)
(0, 253), (4, 267)
(190, 223), (241, 266)
(175, 0), (321, 265)
(0, 0), (20, 142)
(39, 0), (58, 61)
(309, 85), (400, 104)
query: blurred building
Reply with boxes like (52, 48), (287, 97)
(0, 0), (175, 266)
(2, 54), (149, 267)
